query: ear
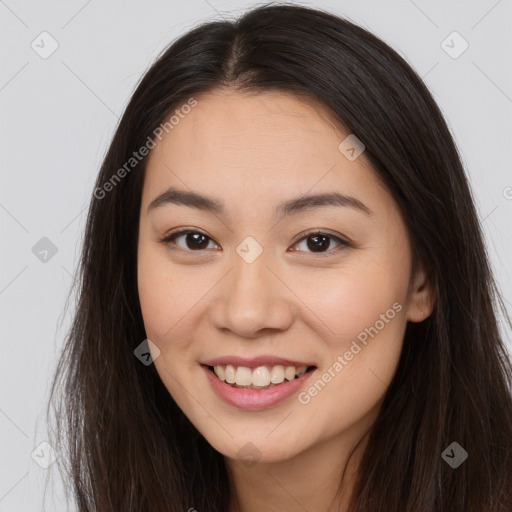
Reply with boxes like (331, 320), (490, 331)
(406, 263), (436, 323)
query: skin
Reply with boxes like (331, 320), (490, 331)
(137, 89), (435, 511)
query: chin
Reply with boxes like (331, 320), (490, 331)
(202, 429), (306, 465)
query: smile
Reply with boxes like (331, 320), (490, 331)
(201, 360), (317, 410)
(209, 364), (313, 389)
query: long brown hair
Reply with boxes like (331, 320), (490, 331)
(47, 3), (512, 510)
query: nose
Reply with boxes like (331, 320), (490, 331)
(210, 252), (294, 339)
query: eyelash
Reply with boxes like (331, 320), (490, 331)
(158, 229), (350, 256)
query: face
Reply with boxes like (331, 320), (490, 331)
(137, 89), (432, 464)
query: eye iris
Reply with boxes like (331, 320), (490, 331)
(186, 233), (209, 250)
(307, 234), (331, 252)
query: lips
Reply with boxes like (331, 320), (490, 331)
(201, 355), (317, 410)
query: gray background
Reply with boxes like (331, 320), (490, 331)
(1, 0), (511, 510)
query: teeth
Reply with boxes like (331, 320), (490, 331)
(296, 366), (307, 378)
(235, 366), (252, 386)
(211, 364), (310, 389)
(284, 366), (296, 381)
(252, 366), (270, 387)
(213, 365), (225, 381)
(225, 364), (236, 384)
(270, 365), (284, 384)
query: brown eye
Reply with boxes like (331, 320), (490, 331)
(291, 231), (349, 254)
(161, 230), (218, 251)
(160, 229), (349, 255)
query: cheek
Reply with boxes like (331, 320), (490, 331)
(293, 285), (407, 440)
(296, 255), (409, 347)
(137, 251), (175, 340)
(137, 249), (203, 394)
(294, 256), (409, 417)
(137, 242), (206, 342)
(293, 249), (410, 412)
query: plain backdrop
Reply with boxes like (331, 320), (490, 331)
(1, 0), (511, 510)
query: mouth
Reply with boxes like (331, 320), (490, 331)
(204, 364), (317, 390)
(202, 362), (318, 410)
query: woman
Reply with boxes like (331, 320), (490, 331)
(47, 3), (512, 511)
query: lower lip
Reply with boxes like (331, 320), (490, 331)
(202, 365), (316, 410)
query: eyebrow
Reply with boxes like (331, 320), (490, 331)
(147, 186), (372, 218)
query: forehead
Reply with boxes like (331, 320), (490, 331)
(151, 89), (350, 167)
(142, 89), (392, 221)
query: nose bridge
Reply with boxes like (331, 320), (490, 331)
(212, 245), (293, 336)
(231, 248), (272, 302)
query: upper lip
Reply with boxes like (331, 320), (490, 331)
(202, 356), (316, 368)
